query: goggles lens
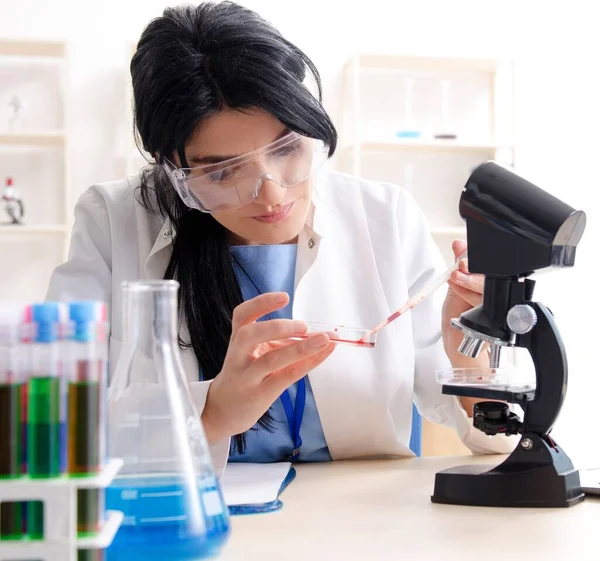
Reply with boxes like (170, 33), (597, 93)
(162, 132), (328, 212)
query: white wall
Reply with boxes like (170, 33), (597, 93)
(1, 0), (599, 466)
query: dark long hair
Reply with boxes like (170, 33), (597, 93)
(131, 1), (337, 455)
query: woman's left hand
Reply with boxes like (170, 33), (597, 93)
(441, 240), (485, 363)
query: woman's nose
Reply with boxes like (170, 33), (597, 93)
(254, 175), (287, 207)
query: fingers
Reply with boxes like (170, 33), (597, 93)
(450, 269), (484, 295)
(447, 281), (483, 307)
(250, 333), (331, 379)
(263, 342), (337, 393)
(231, 292), (289, 333)
(234, 318), (307, 352)
(452, 239), (467, 260)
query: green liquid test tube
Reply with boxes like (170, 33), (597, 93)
(27, 376), (61, 538)
(78, 548), (105, 561)
(28, 376), (61, 477)
(27, 303), (63, 540)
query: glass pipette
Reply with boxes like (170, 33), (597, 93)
(292, 251), (468, 348)
(367, 250), (468, 338)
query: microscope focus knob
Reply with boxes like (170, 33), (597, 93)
(507, 305), (538, 335)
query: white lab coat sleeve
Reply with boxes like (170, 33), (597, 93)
(397, 189), (518, 455)
(46, 186), (230, 476)
(188, 384), (231, 477)
(46, 186), (113, 306)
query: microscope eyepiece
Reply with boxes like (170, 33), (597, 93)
(459, 161), (586, 277)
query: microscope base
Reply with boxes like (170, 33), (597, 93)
(431, 436), (585, 508)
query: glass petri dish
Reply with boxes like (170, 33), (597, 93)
(291, 321), (377, 348)
(436, 367), (536, 392)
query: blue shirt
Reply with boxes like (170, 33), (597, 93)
(227, 243), (331, 463)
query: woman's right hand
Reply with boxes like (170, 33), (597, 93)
(201, 292), (336, 443)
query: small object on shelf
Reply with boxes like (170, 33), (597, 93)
(396, 130), (421, 139)
(2, 177), (25, 225)
(7, 95), (28, 131)
(433, 79), (457, 140)
(396, 76), (421, 139)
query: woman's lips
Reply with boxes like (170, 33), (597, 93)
(252, 202), (294, 224)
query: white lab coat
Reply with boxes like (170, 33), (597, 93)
(46, 168), (517, 475)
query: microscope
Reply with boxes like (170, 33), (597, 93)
(431, 161), (587, 508)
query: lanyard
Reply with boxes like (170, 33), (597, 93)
(279, 377), (306, 461)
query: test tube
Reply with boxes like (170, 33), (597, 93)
(0, 304), (29, 540)
(78, 549), (105, 561)
(27, 302), (64, 540)
(68, 301), (108, 536)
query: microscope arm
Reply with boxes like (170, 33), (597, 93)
(515, 302), (568, 436)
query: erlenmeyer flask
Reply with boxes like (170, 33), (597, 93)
(105, 280), (230, 561)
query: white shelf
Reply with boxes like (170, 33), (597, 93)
(0, 39), (71, 297)
(346, 139), (508, 153)
(0, 224), (68, 235)
(77, 510), (124, 549)
(345, 53), (501, 73)
(431, 227), (466, 237)
(0, 39), (66, 58)
(0, 131), (66, 147)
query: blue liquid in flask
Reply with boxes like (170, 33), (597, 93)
(106, 475), (230, 561)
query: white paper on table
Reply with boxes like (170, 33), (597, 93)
(220, 462), (292, 506)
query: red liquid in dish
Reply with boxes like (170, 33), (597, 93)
(328, 337), (375, 348)
(293, 334), (375, 348)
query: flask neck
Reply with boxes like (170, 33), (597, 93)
(122, 282), (179, 347)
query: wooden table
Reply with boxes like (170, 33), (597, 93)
(220, 455), (600, 561)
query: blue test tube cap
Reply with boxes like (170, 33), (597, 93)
(31, 302), (60, 343)
(69, 301), (105, 342)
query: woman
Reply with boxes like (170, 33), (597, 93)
(46, 1), (517, 473)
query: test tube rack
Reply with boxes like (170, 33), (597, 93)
(0, 458), (123, 561)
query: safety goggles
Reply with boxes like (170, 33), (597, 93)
(162, 132), (329, 213)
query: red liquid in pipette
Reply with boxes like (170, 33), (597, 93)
(373, 296), (423, 331)
(355, 294), (426, 343)
(360, 251), (466, 342)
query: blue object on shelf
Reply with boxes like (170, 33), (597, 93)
(396, 130), (422, 139)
